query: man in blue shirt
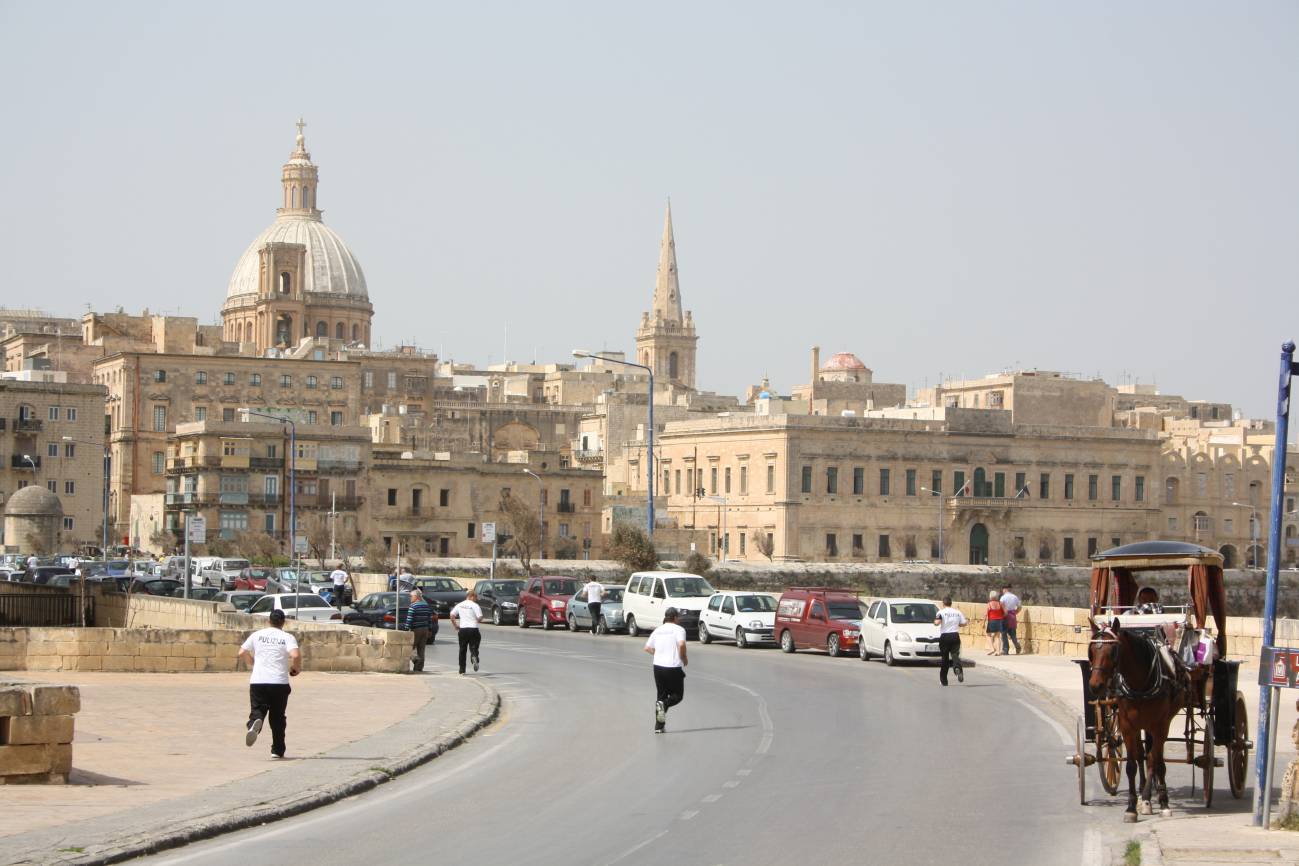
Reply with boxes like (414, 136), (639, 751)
(405, 589), (436, 672)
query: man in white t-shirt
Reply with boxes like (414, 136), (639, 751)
(238, 609), (301, 758)
(582, 579), (605, 635)
(643, 607), (689, 733)
(329, 564), (350, 608)
(450, 590), (484, 675)
(999, 583), (1022, 655)
(934, 597), (968, 687)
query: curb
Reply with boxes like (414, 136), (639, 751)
(40, 678), (500, 866)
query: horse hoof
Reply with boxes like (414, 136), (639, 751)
(1161, 809), (1172, 818)
(1124, 813), (1138, 823)
(1139, 801), (1152, 816)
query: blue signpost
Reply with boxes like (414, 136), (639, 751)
(1254, 341), (1298, 826)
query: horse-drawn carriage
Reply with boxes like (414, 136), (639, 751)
(1066, 541), (1252, 818)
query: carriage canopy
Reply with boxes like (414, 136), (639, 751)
(1089, 540), (1228, 657)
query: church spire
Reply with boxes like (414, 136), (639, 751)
(652, 200), (683, 325)
(278, 118), (321, 220)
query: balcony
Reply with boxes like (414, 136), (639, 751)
(10, 455), (40, 469)
(217, 492), (249, 505)
(317, 458), (363, 473)
(168, 456), (222, 471)
(946, 496), (1032, 509)
(13, 418), (41, 434)
(164, 492), (198, 506)
(250, 456), (284, 469)
(557, 502), (577, 514)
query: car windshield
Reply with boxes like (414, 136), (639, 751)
(80, 563), (107, 575)
(248, 569), (272, 578)
(108, 560), (130, 570)
(491, 581), (524, 595)
(422, 578), (461, 592)
(828, 601), (864, 620)
(229, 595), (260, 611)
(280, 595), (329, 609)
(602, 587), (625, 602)
(736, 595), (776, 613)
(665, 577), (714, 598)
(544, 580), (579, 595)
(890, 603), (938, 623)
(277, 569), (299, 579)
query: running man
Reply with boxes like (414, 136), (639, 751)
(643, 607), (688, 733)
(934, 597), (967, 687)
(581, 577), (605, 634)
(238, 608), (301, 758)
(450, 589), (484, 675)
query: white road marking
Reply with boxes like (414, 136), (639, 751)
(603, 830), (669, 866)
(1081, 827), (1102, 866)
(736, 768), (752, 776)
(723, 780), (740, 788)
(680, 810), (699, 820)
(701, 793), (722, 803)
(1017, 698), (1073, 747)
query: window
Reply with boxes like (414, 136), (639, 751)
(250, 373), (261, 386)
(195, 371), (207, 385)
(738, 533), (746, 555)
(767, 464), (775, 494)
(152, 451), (164, 474)
(673, 469), (681, 494)
(1224, 473), (1236, 499)
(153, 369), (166, 382)
(387, 488), (397, 506)
(1014, 472), (1026, 496)
(468, 522), (476, 539)
(66, 407), (76, 421)
(266, 444), (277, 458)
(1087, 474), (1098, 501)
(1168, 517), (1178, 531)
(280, 374), (292, 388)
(264, 476), (278, 497)
(224, 372), (236, 385)
(724, 467), (732, 494)
(264, 513), (275, 533)
(153, 405), (167, 432)
(47, 479), (56, 493)
(63, 517), (74, 531)
(931, 470), (942, 495)
(993, 472), (1004, 498)
(906, 469), (917, 496)
(1064, 474), (1075, 500)
(955, 471), (966, 497)
(1224, 518), (1235, 534)
(331, 376), (343, 390)
(826, 467), (838, 494)
(223, 408), (236, 422)
(387, 371), (397, 389)
(558, 523), (570, 538)
(801, 466), (812, 494)
(1063, 537), (1076, 560)
(194, 406), (207, 422)
(219, 510), (248, 539)
(826, 533), (838, 557)
(64, 443), (75, 458)
(363, 371), (373, 389)
(853, 467), (864, 495)
(1111, 475), (1121, 502)
(739, 465), (748, 494)
(330, 411), (343, 426)
(306, 375), (318, 389)
(47, 442), (58, 458)
(1039, 472), (1050, 499)
(64, 480), (75, 494)
(707, 467), (717, 495)
(584, 488), (592, 506)
(1196, 472), (1208, 497)
(48, 406), (60, 421)
(306, 411), (317, 424)
(1135, 476), (1145, 502)
(879, 468), (890, 496)
(852, 533), (864, 554)
(1087, 537), (1098, 557)
(878, 534), (891, 558)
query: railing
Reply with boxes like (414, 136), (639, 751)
(14, 418), (42, 433)
(250, 456), (284, 469)
(0, 593), (89, 627)
(556, 502), (577, 513)
(164, 492), (198, 506)
(317, 459), (363, 473)
(946, 496), (1032, 508)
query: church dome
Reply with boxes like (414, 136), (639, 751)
(5, 485), (63, 518)
(225, 217), (368, 300)
(822, 351), (867, 372)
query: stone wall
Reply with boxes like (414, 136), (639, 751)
(0, 681), (79, 783)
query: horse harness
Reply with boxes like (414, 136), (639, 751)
(1090, 627), (1186, 702)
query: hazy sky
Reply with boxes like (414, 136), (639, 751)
(2, 2), (1296, 417)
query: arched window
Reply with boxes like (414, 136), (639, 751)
(245, 322), (253, 343)
(335, 322), (344, 340)
(669, 352), (679, 380)
(279, 272), (291, 294)
(352, 324), (359, 342)
(291, 186), (298, 209)
(316, 321), (327, 338)
(973, 467), (988, 497)
(302, 186), (310, 209)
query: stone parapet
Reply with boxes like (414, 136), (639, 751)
(0, 681), (78, 783)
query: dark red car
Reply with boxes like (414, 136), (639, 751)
(517, 576), (581, 630)
(774, 587), (865, 657)
(233, 566), (274, 591)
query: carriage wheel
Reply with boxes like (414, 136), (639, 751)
(1228, 692), (1250, 799)
(1076, 716), (1088, 806)
(1201, 706), (1215, 808)
(1096, 703), (1123, 796)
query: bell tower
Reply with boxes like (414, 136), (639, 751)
(635, 202), (698, 389)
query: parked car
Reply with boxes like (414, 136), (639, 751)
(774, 587), (864, 657)
(84, 575), (132, 592)
(473, 579), (525, 625)
(620, 571), (714, 637)
(233, 566), (276, 591)
(199, 558), (251, 589)
(214, 590), (264, 612)
(698, 591), (778, 648)
(343, 591), (435, 633)
(128, 578), (184, 596)
(0, 569), (20, 582)
(566, 585), (626, 634)
(517, 576), (582, 630)
(247, 593), (342, 622)
(172, 585), (222, 601)
(408, 577), (468, 617)
(30, 566), (76, 585)
(859, 598), (942, 665)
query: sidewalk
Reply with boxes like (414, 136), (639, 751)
(978, 651), (1299, 865)
(0, 668), (498, 866)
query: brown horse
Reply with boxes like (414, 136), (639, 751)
(1088, 620), (1188, 821)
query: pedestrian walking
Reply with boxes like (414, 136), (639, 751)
(999, 583), (1022, 655)
(582, 577), (605, 634)
(238, 609), (301, 759)
(406, 589), (436, 672)
(329, 562), (350, 608)
(450, 590), (483, 675)
(643, 607), (688, 733)
(984, 589), (1004, 655)
(934, 597), (967, 686)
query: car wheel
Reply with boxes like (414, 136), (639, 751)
(699, 622), (712, 644)
(827, 634), (841, 658)
(568, 613), (579, 632)
(518, 608), (528, 628)
(541, 609), (552, 630)
(736, 629), (748, 649)
(884, 642), (896, 666)
(627, 615), (640, 638)
(493, 607), (502, 626)
(859, 639), (870, 661)
(780, 630), (795, 653)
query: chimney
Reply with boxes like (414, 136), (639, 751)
(810, 345), (820, 413)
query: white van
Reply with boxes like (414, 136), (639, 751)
(199, 557), (251, 588)
(621, 571), (716, 638)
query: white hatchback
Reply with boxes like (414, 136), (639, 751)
(247, 593), (342, 623)
(698, 591), (778, 648)
(859, 598), (942, 665)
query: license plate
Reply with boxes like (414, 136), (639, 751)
(919, 646), (939, 654)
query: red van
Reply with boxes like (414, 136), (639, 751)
(774, 588), (865, 657)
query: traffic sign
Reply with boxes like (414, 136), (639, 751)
(482, 522), (496, 543)
(1260, 647), (1299, 688)
(294, 535), (308, 554)
(187, 515), (206, 544)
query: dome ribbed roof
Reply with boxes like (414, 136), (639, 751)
(5, 486), (63, 517)
(226, 216), (368, 300)
(823, 351), (867, 371)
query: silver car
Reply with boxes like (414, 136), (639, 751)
(566, 585), (626, 634)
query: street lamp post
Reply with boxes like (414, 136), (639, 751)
(522, 468), (545, 559)
(920, 486), (944, 563)
(573, 350), (654, 539)
(242, 410), (298, 618)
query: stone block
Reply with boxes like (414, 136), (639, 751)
(6, 714), (75, 745)
(101, 656), (135, 672)
(329, 656), (364, 672)
(164, 656), (197, 671)
(63, 656), (103, 672)
(0, 687), (33, 716)
(38, 629), (78, 643)
(136, 642), (175, 658)
(24, 656), (62, 671)
(0, 744), (59, 775)
(32, 686), (80, 716)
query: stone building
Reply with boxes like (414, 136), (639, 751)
(2, 485), (64, 554)
(0, 378), (107, 551)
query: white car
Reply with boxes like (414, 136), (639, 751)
(859, 598), (943, 665)
(698, 591), (778, 648)
(199, 557), (251, 588)
(621, 571), (715, 637)
(247, 593), (342, 622)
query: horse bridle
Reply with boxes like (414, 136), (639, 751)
(1090, 627), (1170, 701)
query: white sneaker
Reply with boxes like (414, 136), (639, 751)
(245, 718), (262, 747)
(655, 701), (666, 725)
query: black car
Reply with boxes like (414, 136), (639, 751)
(172, 585), (221, 601)
(409, 577), (468, 616)
(30, 566), (75, 584)
(343, 592), (438, 637)
(128, 578), (184, 596)
(473, 579), (525, 625)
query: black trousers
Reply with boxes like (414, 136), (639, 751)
(653, 665), (685, 709)
(587, 602), (602, 632)
(248, 683), (291, 756)
(458, 627), (481, 673)
(410, 627), (430, 672)
(939, 633), (963, 685)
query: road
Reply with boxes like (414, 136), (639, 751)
(140, 626), (1097, 866)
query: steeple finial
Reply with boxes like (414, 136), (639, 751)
(651, 199), (683, 325)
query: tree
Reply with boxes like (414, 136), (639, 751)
(499, 493), (541, 575)
(610, 523), (658, 574)
(233, 529), (278, 564)
(753, 531), (775, 562)
(363, 539), (393, 575)
(24, 530), (50, 556)
(554, 537), (579, 560)
(302, 513), (332, 564)
(683, 550), (712, 578)
(149, 526), (177, 556)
